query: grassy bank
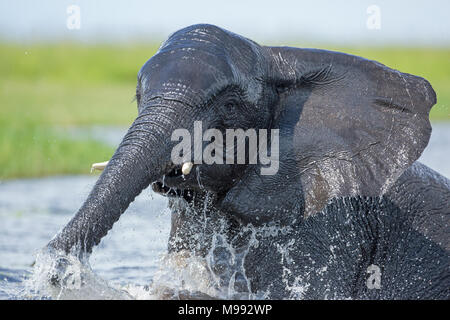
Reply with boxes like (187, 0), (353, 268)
(0, 44), (160, 179)
(0, 43), (449, 179)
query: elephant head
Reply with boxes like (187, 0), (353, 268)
(46, 24), (435, 257)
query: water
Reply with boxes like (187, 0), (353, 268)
(0, 176), (171, 299)
(1, 0), (450, 46)
(0, 123), (449, 299)
(418, 123), (450, 179)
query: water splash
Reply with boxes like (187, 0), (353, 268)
(23, 249), (133, 300)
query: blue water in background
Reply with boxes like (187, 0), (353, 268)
(0, 0), (449, 298)
(1, 0), (449, 46)
(0, 124), (449, 299)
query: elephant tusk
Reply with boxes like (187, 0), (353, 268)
(91, 161), (109, 173)
(182, 162), (194, 175)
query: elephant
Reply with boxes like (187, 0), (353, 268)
(44, 24), (450, 299)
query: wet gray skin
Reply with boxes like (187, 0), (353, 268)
(45, 24), (450, 299)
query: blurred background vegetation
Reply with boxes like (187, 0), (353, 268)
(0, 44), (449, 179)
(1, 1), (449, 180)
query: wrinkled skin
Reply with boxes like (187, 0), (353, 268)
(45, 24), (450, 299)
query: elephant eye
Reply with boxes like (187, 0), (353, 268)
(224, 98), (240, 109)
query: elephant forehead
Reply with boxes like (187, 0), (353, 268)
(139, 49), (235, 105)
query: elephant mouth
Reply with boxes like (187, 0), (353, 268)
(152, 181), (195, 202)
(92, 160), (196, 202)
(152, 165), (195, 202)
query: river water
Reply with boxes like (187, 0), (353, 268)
(0, 123), (449, 299)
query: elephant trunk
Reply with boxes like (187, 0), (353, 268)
(47, 105), (178, 257)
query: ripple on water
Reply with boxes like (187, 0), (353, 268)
(0, 123), (449, 299)
(0, 176), (171, 299)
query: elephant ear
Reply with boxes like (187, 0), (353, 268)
(265, 46), (436, 215)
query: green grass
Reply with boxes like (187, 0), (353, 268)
(0, 121), (114, 179)
(0, 43), (449, 179)
(0, 43), (160, 179)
